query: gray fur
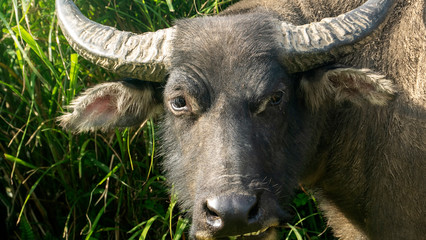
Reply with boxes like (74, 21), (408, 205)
(59, 0), (425, 239)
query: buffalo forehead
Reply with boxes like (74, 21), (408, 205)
(169, 12), (287, 99)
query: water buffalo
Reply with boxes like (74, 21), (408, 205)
(56, 0), (426, 239)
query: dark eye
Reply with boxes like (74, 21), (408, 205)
(269, 91), (284, 106)
(171, 96), (189, 112)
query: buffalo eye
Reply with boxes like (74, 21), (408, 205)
(268, 91), (284, 106)
(170, 96), (190, 113)
(253, 91), (286, 115)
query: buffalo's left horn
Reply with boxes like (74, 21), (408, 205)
(279, 0), (395, 73)
(56, 0), (175, 82)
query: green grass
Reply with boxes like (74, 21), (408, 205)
(0, 0), (335, 239)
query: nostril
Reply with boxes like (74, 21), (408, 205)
(205, 200), (223, 228)
(248, 199), (260, 222)
(206, 207), (219, 217)
(206, 198), (220, 217)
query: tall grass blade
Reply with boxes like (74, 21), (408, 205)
(286, 224), (304, 240)
(145, 119), (156, 182)
(17, 159), (68, 224)
(166, 0), (174, 12)
(84, 197), (114, 240)
(4, 153), (37, 169)
(12, 25), (60, 81)
(174, 217), (189, 240)
(0, 13), (48, 86)
(68, 53), (79, 101)
(139, 215), (159, 240)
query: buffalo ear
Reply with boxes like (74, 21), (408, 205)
(300, 66), (398, 111)
(58, 79), (163, 133)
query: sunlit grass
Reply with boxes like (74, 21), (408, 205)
(0, 0), (334, 239)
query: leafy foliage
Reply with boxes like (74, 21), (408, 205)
(0, 0), (335, 239)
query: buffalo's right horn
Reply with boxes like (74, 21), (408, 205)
(279, 0), (395, 73)
(56, 0), (175, 82)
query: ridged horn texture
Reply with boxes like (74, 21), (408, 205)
(56, 0), (174, 82)
(280, 0), (395, 73)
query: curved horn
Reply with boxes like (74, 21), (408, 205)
(280, 0), (395, 73)
(56, 0), (175, 82)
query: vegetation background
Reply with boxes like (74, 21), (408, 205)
(0, 0), (336, 239)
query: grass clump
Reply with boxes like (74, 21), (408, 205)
(0, 0), (335, 239)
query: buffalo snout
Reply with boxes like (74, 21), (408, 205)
(205, 194), (261, 234)
(192, 190), (290, 239)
